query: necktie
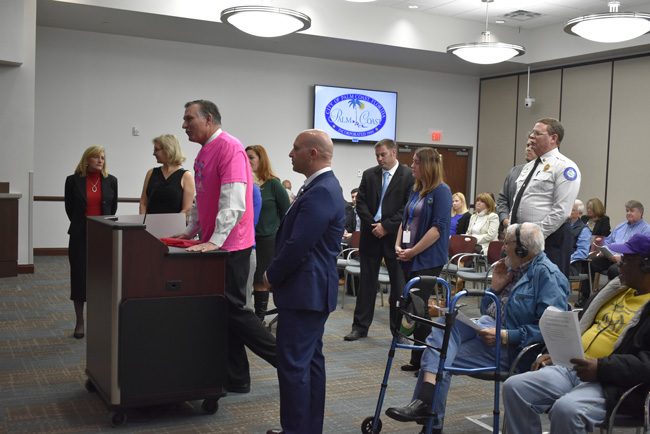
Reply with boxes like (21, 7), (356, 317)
(510, 157), (542, 224)
(374, 171), (390, 222)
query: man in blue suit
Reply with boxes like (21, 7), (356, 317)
(264, 129), (345, 434)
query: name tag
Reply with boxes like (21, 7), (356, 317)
(402, 230), (411, 244)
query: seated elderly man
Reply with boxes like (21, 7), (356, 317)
(569, 199), (592, 307)
(385, 223), (569, 433)
(503, 233), (650, 434)
(590, 200), (650, 282)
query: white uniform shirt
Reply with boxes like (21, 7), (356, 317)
(510, 147), (581, 237)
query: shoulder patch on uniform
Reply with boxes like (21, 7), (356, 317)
(563, 167), (578, 181)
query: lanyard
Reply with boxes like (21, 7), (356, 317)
(406, 192), (424, 230)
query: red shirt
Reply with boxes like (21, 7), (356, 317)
(86, 172), (103, 216)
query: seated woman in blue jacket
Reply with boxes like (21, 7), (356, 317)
(386, 222), (569, 433)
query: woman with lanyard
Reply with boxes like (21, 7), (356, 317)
(395, 147), (452, 372)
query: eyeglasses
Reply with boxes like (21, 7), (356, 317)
(528, 130), (548, 137)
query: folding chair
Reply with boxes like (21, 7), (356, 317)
(456, 240), (504, 292)
(441, 235), (478, 290)
(597, 383), (650, 434)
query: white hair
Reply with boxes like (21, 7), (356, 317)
(574, 199), (585, 215)
(506, 222), (545, 256)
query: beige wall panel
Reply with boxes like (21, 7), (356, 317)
(608, 56), (650, 217)
(560, 62), (611, 207)
(516, 69), (562, 165)
(476, 75), (518, 199)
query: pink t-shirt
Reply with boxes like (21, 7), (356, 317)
(194, 131), (254, 251)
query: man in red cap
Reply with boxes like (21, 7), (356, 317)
(503, 233), (650, 434)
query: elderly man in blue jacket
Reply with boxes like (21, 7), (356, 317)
(386, 222), (569, 433)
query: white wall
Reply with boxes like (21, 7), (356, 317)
(34, 26), (479, 248)
(0, 0), (36, 265)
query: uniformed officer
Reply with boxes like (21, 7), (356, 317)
(509, 118), (581, 275)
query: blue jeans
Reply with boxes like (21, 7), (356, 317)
(502, 365), (606, 434)
(414, 315), (510, 428)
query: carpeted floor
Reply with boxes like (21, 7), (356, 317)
(0, 256), (561, 433)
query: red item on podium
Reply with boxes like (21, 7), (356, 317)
(160, 237), (202, 248)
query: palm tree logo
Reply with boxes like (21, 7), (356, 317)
(348, 97), (365, 127)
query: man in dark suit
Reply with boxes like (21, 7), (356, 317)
(343, 187), (359, 238)
(264, 129), (345, 434)
(344, 139), (414, 341)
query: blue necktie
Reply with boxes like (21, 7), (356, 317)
(374, 171), (390, 221)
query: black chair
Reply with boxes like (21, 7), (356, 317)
(597, 383), (650, 434)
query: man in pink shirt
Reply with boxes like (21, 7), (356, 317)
(179, 99), (276, 394)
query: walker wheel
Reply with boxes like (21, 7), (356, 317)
(202, 398), (219, 414)
(361, 415), (382, 433)
(109, 410), (126, 426)
(84, 379), (96, 393)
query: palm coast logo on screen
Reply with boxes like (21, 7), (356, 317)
(324, 93), (387, 138)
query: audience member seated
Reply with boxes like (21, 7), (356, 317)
(385, 223), (569, 433)
(450, 192), (470, 235)
(569, 199), (592, 307)
(590, 200), (650, 283)
(581, 197), (611, 236)
(463, 192), (499, 254)
(282, 179), (296, 203)
(503, 233), (650, 434)
(342, 188), (360, 244)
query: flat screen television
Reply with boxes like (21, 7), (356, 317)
(313, 84), (397, 143)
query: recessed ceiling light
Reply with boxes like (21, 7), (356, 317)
(495, 19), (505, 24)
(409, 5), (419, 9)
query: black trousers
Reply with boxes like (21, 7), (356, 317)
(352, 235), (405, 334)
(544, 221), (572, 276)
(590, 255), (621, 281)
(225, 247), (277, 387)
(405, 266), (443, 367)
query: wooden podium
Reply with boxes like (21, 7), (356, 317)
(85, 215), (228, 426)
(0, 192), (21, 277)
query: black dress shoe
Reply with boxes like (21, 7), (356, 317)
(385, 399), (433, 422)
(400, 363), (420, 372)
(266, 429), (283, 434)
(343, 329), (367, 341)
(225, 383), (250, 394)
(72, 332), (85, 339)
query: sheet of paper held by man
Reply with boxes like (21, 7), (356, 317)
(539, 306), (584, 367)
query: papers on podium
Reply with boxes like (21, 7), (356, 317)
(539, 306), (584, 368)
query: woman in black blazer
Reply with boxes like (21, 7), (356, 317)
(64, 146), (118, 338)
(581, 197), (611, 236)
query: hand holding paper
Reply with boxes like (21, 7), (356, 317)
(539, 306), (584, 368)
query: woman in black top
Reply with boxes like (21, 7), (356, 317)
(64, 146), (118, 338)
(139, 134), (195, 215)
(581, 197), (611, 236)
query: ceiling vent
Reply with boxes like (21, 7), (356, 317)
(502, 10), (542, 22)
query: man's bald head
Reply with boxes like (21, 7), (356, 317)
(290, 129), (334, 177)
(299, 129), (333, 160)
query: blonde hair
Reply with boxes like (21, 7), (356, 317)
(413, 147), (444, 197)
(75, 145), (108, 177)
(153, 134), (186, 166)
(451, 192), (468, 216)
(475, 192), (496, 214)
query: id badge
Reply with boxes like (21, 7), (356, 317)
(402, 230), (411, 244)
